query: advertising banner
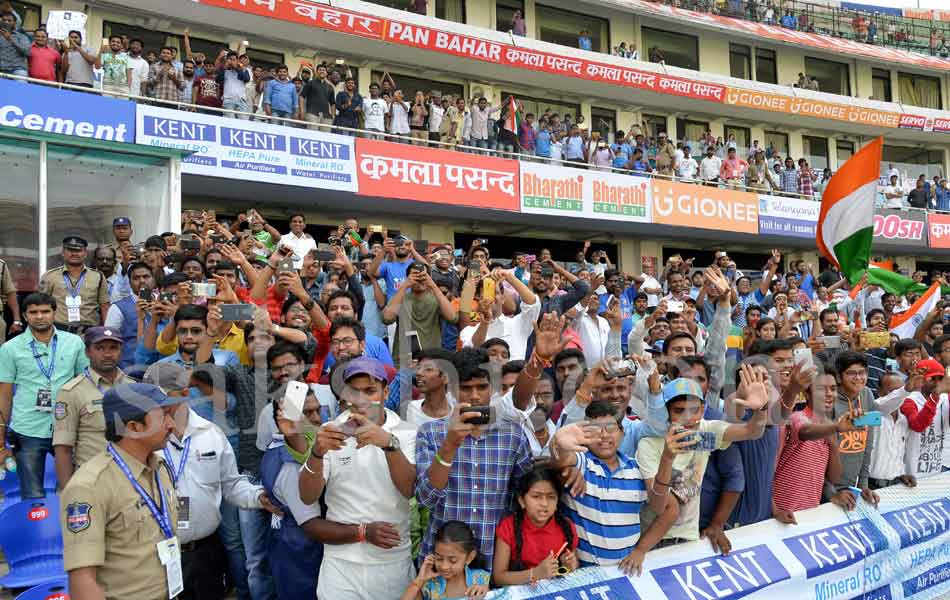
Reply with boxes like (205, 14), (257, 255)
(873, 209), (927, 248)
(197, 0), (384, 39)
(757, 194), (820, 239)
(725, 88), (900, 129)
(486, 475), (950, 600)
(0, 77), (135, 143)
(519, 162), (651, 223)
(355, 138), (519, 210)
(135, 105), (357, 191)
(651, 180), (758, 234)
(928, 213), (950, 249)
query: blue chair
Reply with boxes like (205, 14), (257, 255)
(0, 497), (65, 589)
(14, 576), (68, 600)
(0, 454), (58, 514)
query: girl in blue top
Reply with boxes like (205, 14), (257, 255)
(402, 521), (490, 600)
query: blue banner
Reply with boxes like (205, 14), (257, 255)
(0, 78), (135, 142)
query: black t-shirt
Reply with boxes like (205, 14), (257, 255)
(300, 78), (336, 117)
(907, 188), (929, 209)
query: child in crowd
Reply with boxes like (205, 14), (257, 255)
(403, 521), (491, 600)
(492, 467), (579, 586)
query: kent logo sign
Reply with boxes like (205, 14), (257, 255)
(882, 498), (950, 550)
(650, 544), (790, 600)
(782, 519), (888, 578)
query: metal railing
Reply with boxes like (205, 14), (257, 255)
(6, 73), (949, 213)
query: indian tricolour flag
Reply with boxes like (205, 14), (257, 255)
(816, 137), (883, 283)
(502, 96), (522, 134)
(890, 282), (941, 339)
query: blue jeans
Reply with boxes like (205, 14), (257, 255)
(220, 499), (250, 600)
(8, 430), (52, 499)
(223, 96), (250, 120)
(239, 478), (276, 600)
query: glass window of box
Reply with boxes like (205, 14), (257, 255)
(642, 114), (668, 138)
(730, 43), (751, 80)
(882, 146), (944, 182)
(755, 48), (777, 84)
(676, 119), (709, 152)
(590, 107), (617, 140)
(372, 71), (464, 100)
(836, 140), (855, 168)
(0, 138), (40, 293)
(496, 0), (524, 33)
(642, 27), (699, 71)
(804, 57), (851, 96)
(764, 131), (788, 157)
(11, 1), (41, 31)
(536, 4), (609, 53)
(503, 92), (579, 126)
(724, 124), (751, 155)
(46, 146), (170, 270)
(436, 0), (466, 23)
(803, 135), (829, 171)
(872, 68), (892, 103)
(898, 72), (942, 110)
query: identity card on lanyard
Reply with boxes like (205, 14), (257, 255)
(107, 444), (183, 598)
(64, 271), (85, 323)
(163, 438), (192, 531)
(30, 337), (57, 412)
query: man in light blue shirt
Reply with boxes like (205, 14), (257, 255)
(264, 64), (298, 120)
(563, 126), (586, 165)
(0, 293), (88, 499)
(358, 257), (389, 341)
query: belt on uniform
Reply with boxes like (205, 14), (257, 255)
(180, 534), (218, 553)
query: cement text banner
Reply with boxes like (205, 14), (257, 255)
(520, 162), (651, 223)
(486, 475), (950, 600)
(135, 105), (357, 191)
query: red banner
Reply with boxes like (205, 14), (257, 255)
(928, 213), (950, 249)
(898, 114), (927, 130)
(198, 0), (385, 39)
(355, 139), (520, 211)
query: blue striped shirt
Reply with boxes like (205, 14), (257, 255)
(561, 450), (647, 566)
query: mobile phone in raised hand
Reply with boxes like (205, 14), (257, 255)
(282, 381), (308, 422)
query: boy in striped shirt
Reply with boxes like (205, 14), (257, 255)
(549, 400), (679, 576)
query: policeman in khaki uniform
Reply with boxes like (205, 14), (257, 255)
(40, 236), (110, 335)
(61, 383), (182, 600)
(52, 327), (131, 487)
(0, 258), (22, 344)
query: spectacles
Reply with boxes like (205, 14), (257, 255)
(330, 337), (358, 348)
(176, 327), (205, 336)
(843, 369), (868, 379)
(583, 421), (620, 435)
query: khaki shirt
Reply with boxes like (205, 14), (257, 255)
(53, 369), (130, 468)
(0, 259), (15, 311)
(61, 445), (178, 600)
(655, 142), (677, 175)
(40, 266), (110, 325)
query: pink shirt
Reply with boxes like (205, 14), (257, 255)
(29, 45), (61, 81)
(773, 408), (831, 512)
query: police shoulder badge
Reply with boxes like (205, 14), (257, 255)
(54, 402), (68, 420)
(66, 502), (92, 533)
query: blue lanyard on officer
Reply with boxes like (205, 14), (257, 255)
(107, 443), (174, 539)
(30, 337), (58, 384)
(83, 368), (105, 394)
(163, 437), (192, 488)
(63, 270), (86, 298)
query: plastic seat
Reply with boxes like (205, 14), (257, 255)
(0, 497), (65, 589)
(14, 576), (69, 600)
(0, 454), (59, 514)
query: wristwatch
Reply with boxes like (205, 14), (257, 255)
(382, 434), (400, 452)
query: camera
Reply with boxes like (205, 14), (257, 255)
(464, 405), (492, 426)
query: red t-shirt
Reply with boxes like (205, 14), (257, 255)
(193, 74), (222, 107)
(496, 513), (578, 570)
(28, 45), (61, 81)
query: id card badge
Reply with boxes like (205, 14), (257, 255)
(157, 536), (184, 599)
(65, 295), (82, 323)
(36, 388), (53, 412)
(176, 497), (190, 531)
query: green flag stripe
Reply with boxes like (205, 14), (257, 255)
(831, 227), (872, 284)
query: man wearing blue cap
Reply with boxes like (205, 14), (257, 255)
(299, 356), (417, 600)
(53, 326), (132, 487)
(106, 217), (133, 253)
(635, 369), (769, 549)
(61, 382), (181, 600)
(40, 236), (110, 334)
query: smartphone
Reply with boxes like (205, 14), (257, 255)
(667, 300), (684, 313)
(282, 381), (308, 422)
(180, 238), (201, 251)
(191, 282), (217, 298)
(414, 240), (428, 253)
(464, 405), (492, 426)
(859, 331), (889, 349)
(475, 238), (488, 245)
(220, 303), (255, 321)
(101, 37), (110, 47)
(160, 292), (176, 304)
(278, 245), (294, 257)
(691, 431), (718, 452)
(277, 258), (295, 273)
(469, 259), (482, 274)
(209, 234), (226, 244)
(794, 347), (814, 370)
(340, 417), (361, 437)
(406, 330), (422, 356)
(138, 287), (153, 302)
(818, 335), (842, 349)
(453, 248), (464, 258)
(853, 411), (882, 427)
(368, 225), (384, 233)
(605, 359), (637, 379)
(313, 250), (336, 262)
(408, 262), (428, 275)
(482, 277), (496, 301)
(328, 236), (341, 247)
(388, 229), (402, 240)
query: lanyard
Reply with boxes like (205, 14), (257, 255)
(63, 270), (87, 298)
(162, 437), (192, 488)
(84, 368), (114, 394)
(107, 443), (174, 539)
(29, 337), (58, 383)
